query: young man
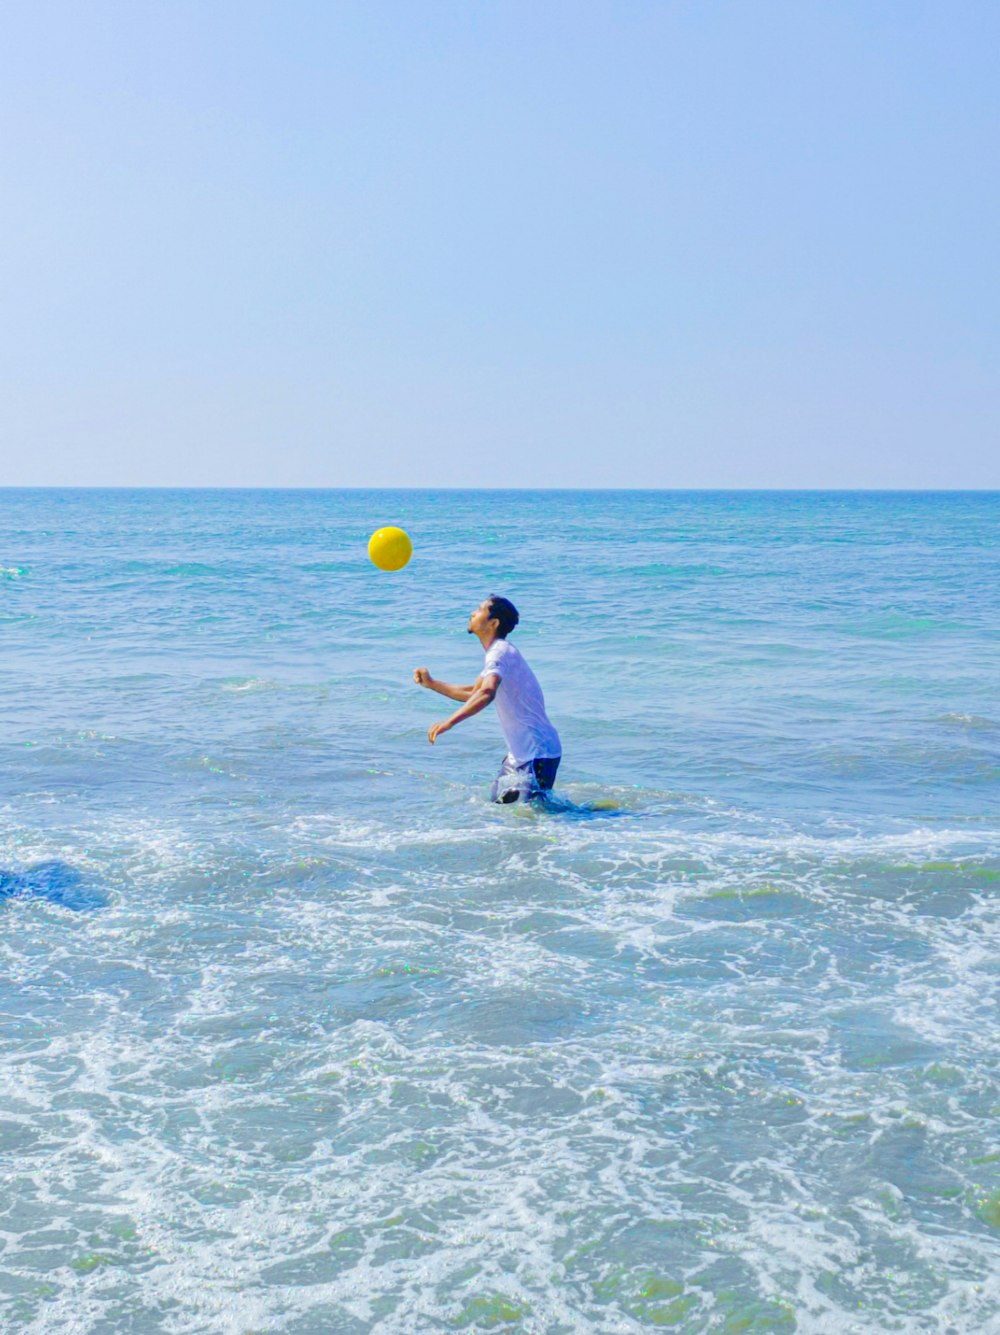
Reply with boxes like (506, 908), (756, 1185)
(413, 595), (562, 803)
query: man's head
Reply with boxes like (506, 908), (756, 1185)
(467, 595), (519, 642)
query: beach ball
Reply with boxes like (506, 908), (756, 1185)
(368, 526), (413, 571)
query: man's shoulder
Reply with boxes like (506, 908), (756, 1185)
(484, 639), (520, 668)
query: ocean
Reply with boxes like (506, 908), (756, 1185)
(1, 488), (998, 1333)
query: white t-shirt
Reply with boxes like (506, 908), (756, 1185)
(482, 638), (561, 765)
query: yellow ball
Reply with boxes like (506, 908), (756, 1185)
(367, 526), (413, 571)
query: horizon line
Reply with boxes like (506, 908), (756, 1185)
(1, 485), (998, 494)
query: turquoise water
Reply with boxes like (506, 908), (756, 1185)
(2, 489), (999, 1333)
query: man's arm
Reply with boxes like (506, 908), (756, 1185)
(427, 674), (499, 744)
(413, 667), (481, 703)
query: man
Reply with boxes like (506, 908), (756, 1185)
(413, 595), (562, 803)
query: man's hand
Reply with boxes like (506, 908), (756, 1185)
(413, 667), (433, 688)
(426, 677), (498, 745)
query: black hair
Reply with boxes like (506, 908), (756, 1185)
(487, 595), (519, 638)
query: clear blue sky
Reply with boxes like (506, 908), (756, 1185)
(2, 1), (997, 487)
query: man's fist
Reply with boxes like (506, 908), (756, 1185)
(413, 667), (433, 688)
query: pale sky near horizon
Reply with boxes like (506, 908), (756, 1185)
(2, 1), (997, 489)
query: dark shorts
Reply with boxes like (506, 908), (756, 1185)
(490, 755), (561, 804)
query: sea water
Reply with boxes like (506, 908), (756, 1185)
(1, 489), (998, 1334)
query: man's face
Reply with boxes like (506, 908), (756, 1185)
(467, 600), (496, 636)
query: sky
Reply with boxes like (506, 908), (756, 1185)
(1, 0), (997, 488)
